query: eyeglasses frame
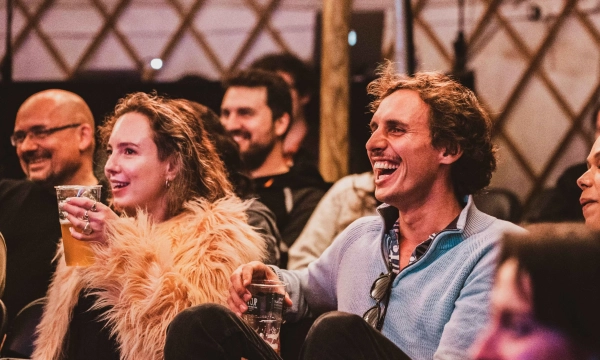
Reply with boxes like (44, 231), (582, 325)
(10, 123), (82, 147)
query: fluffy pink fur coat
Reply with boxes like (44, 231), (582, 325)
(33, 197), (267, 360)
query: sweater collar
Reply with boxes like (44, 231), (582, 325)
(376, 195), (491, 240)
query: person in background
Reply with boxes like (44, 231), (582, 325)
(471, 223), (600, 359)
(250, 52), (318, 167)
(532, 104), (600, 223)
(220, 68), (328, 267)
(164, 63), (524, 360)
(287, 171), (377, 270)
(33, 93), (267, 360)
(577, 123), (600, 230)
(0, 89), (102, 323)
(172, 99), (281, 266)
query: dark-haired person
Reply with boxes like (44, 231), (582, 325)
(164, 62), (523, 360)
(172, 99), (281, 266)
(32, 93), (267, 360)
(471, 223), (600, 359)
(250, 52), (318, 166)
(220, 69), (328, 267)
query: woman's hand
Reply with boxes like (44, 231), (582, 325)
(60, 197), (118, 245)
(227, 261), (293, 317)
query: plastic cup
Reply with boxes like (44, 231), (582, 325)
(242, 280), (287, 354)
(55, 185), (101, 266)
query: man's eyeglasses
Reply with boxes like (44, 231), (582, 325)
(11, 123), (81, 147)
(363, 272), (394, 331)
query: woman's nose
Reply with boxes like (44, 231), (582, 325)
(578, 168), (592, 190)
(104, 154), (118, 175)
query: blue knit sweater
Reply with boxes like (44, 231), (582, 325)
(275, 196), (524, 360)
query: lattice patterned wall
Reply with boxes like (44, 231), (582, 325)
(1, 0), (600, 212)
(410, 0), (600, 210)
(0, 0), (317, 80)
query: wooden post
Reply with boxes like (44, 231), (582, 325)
(319, 0), (351, 183)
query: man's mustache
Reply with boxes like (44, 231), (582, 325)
(21, 149), (51, 163)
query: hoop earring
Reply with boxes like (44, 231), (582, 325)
(165, 179), (171, 188)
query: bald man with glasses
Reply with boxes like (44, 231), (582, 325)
(0, 89), (100, 323)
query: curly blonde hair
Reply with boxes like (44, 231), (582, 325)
(99, 92), (233, 218)
(367, 61), (496, 197)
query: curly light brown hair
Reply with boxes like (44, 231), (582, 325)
(367, 61), (496, 197)
(99, 92), (233, 219)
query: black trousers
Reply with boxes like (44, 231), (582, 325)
(164, 304), (411, 360)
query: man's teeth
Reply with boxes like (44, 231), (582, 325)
(373, 161), (399, 170)
(373, 161), (399, 180)
(29, 158), (47, 164)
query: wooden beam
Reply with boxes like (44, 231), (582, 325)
(468, 0), (502, 50)
(227, 0), (281, 74)
(414, 16), (452, 66)
(162, 0), (225, 78)
(244, 0), (293, 55)
(2, 0), (70, 76)
(319, 0), (351, 182)
(0, 0), (54, 70)
(523, 82), (600, 211)
(492, 0), (576, 133)
(72, 0), (137, 78)
(148, 0), (208, 81)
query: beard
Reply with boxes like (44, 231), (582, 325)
(22, 149), (80, 188)
(241, 140), (276, 172)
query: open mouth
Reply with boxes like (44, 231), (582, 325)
(373, 161), (399, 181)
(111, 182), (129, 190)
(26, 155), (51, 166)
(26, 157), (51, 172)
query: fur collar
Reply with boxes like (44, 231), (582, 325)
(33, 196), (266, 360)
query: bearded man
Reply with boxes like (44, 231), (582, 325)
(219, 69), (328, 268)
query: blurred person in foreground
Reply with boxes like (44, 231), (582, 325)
(164, 62), (523, 360)
(33, 93), (267, 360)
(471, 223), (600, 359)
(0, 89), (102, 323)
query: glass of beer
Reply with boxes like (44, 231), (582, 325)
(242, 280), (287, 355)
(55, 185), (101, 266)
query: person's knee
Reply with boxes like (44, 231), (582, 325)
(307, 311), (364, 339)
(314, 311), (362, 331)
(300, 312), (365, 358)
(168, 303), (232, 335)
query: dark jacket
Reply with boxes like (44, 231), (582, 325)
(253, 164), (329, 267)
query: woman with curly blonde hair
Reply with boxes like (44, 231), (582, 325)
(33, 92), (267, 360)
